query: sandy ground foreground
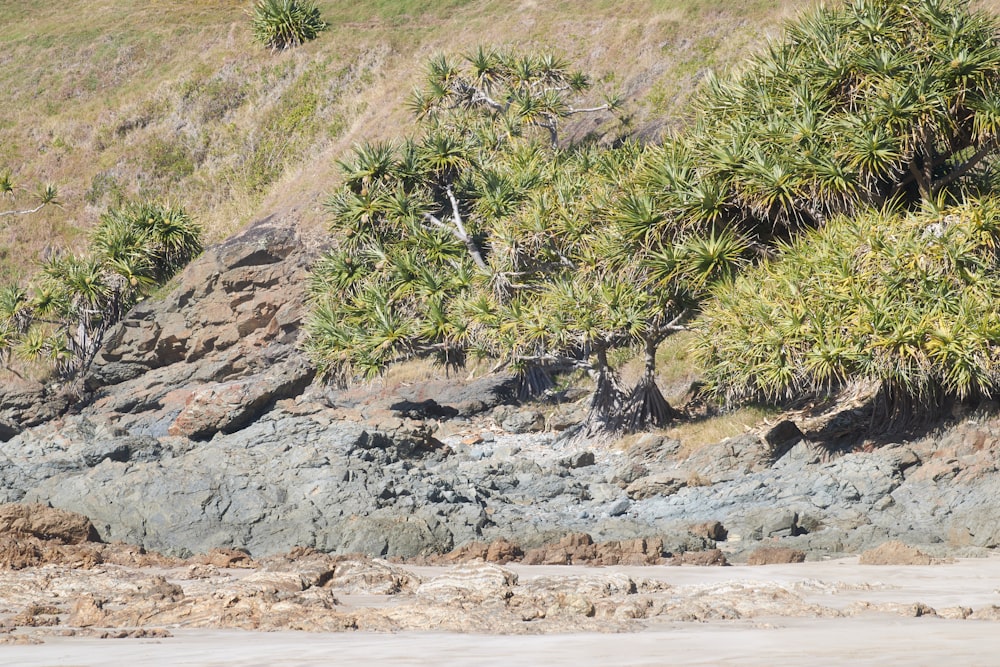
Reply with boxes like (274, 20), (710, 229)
(4, 557), (1000, 666)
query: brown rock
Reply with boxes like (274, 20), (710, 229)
(0, 503), (98, 545)
(442, 539), (524, 564)
(67, 596), (108, 628)
(689, 521), (728, 542)
(485, 539), (523, 563)
(167, 361), (313, 439)
(747, 546), (806, 565)
(675, 549), (728, 566)
(193, 547), (255, 569)
(859, 540), (934, 565)
(593, 538), (665, 566)
(625, 474), (686, 500)
(0, 536), (43, 570)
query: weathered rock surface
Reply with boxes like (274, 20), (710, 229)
(83, 216), (320, 437)
(859, 540), (935, 565)
(747, 546), (807, 565)
(3, 215), (1000, 564)
(0, 503), (98, 544)
(5, 549), (1000, 643)
(6, 399), (1000, 562)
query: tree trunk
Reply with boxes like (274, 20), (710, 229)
(515, 363), (555, 401)
(621, 336), (680, 433)
(585, 347), (625, 436)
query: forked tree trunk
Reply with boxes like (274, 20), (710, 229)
(621, 336), (680, 434)
(585, 347), (626, 436)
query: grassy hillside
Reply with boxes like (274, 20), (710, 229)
(0, 0), (801, 282)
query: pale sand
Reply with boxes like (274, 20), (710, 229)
(6, 557), (1000, 666)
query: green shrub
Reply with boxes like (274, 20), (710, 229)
(694, 200), (1000, 421)
(250, 0), (326, 51)
(0, 201), (202, 384)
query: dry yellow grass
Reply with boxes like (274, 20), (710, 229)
(668, 405), (780, 456)
(1, 0), (795, 282)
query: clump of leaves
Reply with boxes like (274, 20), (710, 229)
(0, 169), (59, 218)
(0, 201), (202, 385)
(250, 0), (327, 51)
(655, 0), (1000, 237)
(695, 200), (1000, 424)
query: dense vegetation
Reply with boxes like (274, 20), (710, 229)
(691, 0), (1000, 422)
(697, 201), (1000, 422)
(304, 48), (756, 433)
(307, 0), (1000, 431)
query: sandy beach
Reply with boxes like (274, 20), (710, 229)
(4, 556), (1000, 666)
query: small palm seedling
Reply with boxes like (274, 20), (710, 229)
(250, 0), (326, 51)
(0, 169), (60, 218)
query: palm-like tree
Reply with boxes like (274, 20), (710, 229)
(697, 199), (1000, 423)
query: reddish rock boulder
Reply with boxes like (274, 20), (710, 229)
(747, 546), (807, 565)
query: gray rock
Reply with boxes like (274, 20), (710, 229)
(763, 420), (805, 461)
(501, 410), (545, 434)
(625, 474), (686, 500)
(562, 451), (595, 469)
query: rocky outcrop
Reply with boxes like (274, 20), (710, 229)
(167, 360), (313, 439)
(4, 396), (1000, 562)
(746, 547), (806, 565)
(0, 380), (69, 441)
(859, 541), (935, 565)
(82, 216), (320, 437)
(0, 503), (98, 545)
(8, 546), (1000, 643)
(4, 214), (1000, 564)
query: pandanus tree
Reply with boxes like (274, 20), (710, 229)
(306, 48), (753, 434)
(666, 0), (1000, 424)
(695, 200), (1000, 425)
(0, 170), (59, 219)
(305, 48), (623, 390)
(675, 0), (1000, 235)
(0, 201), (202, 385)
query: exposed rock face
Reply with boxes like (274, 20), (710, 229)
(0, 502), (176, 570)
(0, 380), (68, 441)
(0, 503), (98, 544)
(83, 216), (319, 438)
(4, 215), (1000, 563)
(9, 548), (1000, 643)
(5, 397), (1000, 560)
(747, 547), (807, 565)
(859, 541), (935, 565)
(166, 360), (313, 439)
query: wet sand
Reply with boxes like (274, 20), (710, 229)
(4, 557), (1000, 666)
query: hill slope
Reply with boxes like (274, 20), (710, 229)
(1, 0), (799, 281)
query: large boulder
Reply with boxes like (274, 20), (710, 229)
(167, 361), (314, 439)
(84, 216), (323, 435)
(0, 503), (98, 544)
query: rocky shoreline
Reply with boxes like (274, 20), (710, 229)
(2, 503), (1000, 648)
(3, 216), (1000, 655)
(1, 217), (1000, 564)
